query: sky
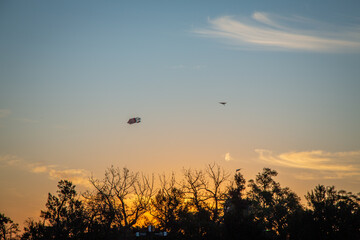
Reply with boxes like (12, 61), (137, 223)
(1, 0), (360, 227)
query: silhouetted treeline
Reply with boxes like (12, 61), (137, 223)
(2, 164), (360, 240)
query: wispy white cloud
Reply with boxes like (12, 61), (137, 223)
(194, 12), (360, 52)
(252, 12), (283, 29)
(255, 149), (360, 179)
(0, 154), (91, 187)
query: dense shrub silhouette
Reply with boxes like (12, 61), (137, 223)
(15, 165), (360, 240)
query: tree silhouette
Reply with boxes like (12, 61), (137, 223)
(21, 180), (87, 239)
(247, 168), (302, 240)
(180, 164), (231, 240)
(202, 163), (230, 223)
(150, 173), (187, 239)
(0, 213), (19, 240)
(39, 180), (87, 239)
(305, 185), (360, 240)
(85, 166), (154, 237)
(182, 168), (207, 212)
(21, 219), (47, 240)
(223, 170), (265, 240)
(16, 165), (360, 240)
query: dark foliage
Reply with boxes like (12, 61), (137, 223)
(17, 166), (360, 240)
(0, 213), (19, 240)
(21, 180), (88, 240)
(303, 185), (360, 240)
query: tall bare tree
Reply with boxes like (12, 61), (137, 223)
(150, 173), (187, 237)
(201, 163), (231, 222)
(182, 168), (207, 211)
(86, 166), (154, 232)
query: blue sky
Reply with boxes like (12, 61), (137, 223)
(1, 0), (360, 226)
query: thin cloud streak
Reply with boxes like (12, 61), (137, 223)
(0, 155), (21, 166)
(194, 12), (360, 52)
(28, 163), (91, 188)
(255, 149), (360, 179)
(47, 168), (91, 187)
(0, 154), (91, 187)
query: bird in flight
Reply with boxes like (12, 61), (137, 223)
(219, 102), (227, 106)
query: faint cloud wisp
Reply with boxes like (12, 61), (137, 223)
(255, 149), (360, 180)
(28, 163), (91, 188)
(0, 155), (21, 167)
(0, 154), (91, 187)
(224, 152), (234, 162)
(48, 168), (91, 187)
(194, 12), (360, 52)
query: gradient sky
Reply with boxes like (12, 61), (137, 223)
(1, 0), (360, 227)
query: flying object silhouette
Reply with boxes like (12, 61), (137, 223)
(219, 102), (227, 106)
(127, 117), (141, 124)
